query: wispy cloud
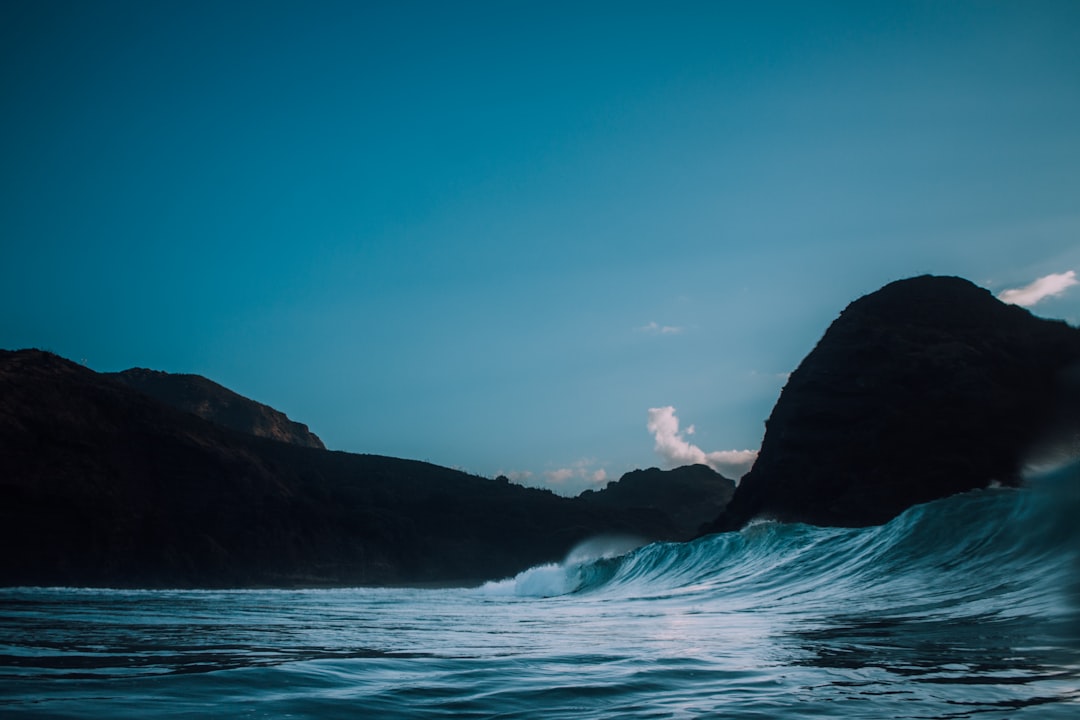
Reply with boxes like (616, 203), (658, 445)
(636, 321), (684, 335)
(750, 369), (792, 382)
(501, 459), (610, 496)
(647, 406), (757, 479)
(998, 270), (1078, 307)
(544, 468), (575, 483)
(515, 458), (611, 496)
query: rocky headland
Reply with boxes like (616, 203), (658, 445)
(706, 275), (1080, 532)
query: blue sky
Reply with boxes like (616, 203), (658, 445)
(3, 1), (1079, 494)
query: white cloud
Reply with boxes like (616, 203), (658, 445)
(544, 468), (575, 483)
(636, 321), (684, 335)
(703, 449), (759, 479)
(647, 406), (757, 479)
(998, 270), (1078, 307)
(517, 458), (611, 496)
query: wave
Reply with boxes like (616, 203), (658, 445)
(478, 534), (647, 598)
(481, 461), (1080, 625)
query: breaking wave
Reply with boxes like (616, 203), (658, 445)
(482, 461), (1080, 629)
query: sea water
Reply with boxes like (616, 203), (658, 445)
(3, 465), (1079, 719)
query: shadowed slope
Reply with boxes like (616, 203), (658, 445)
(108, 368), (324, 449)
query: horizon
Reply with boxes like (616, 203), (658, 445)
(3, 1), (1080, 494)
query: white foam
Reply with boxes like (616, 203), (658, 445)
(477, 535), (647, 598)
(477, 563), (579, 598)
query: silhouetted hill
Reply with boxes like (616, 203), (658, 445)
(107, 368), (324, 449)
(707, 275), (1080, 532)
(580, 465), (735, 540)
(0, 349), (723, 588)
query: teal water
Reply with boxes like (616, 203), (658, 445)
(3, 465), (1079, 718)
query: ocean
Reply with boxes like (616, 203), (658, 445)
(3, 464), (1079, 719)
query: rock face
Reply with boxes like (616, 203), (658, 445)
(108, 368), (325, 449)
(707, 275), (1080, 531)
(0, 349), (729, 588)
(580, 465), (735, 540)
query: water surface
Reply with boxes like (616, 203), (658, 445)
(3, 467), (1079, 718)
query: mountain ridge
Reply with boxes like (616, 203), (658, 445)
(0, 349), (727, 587)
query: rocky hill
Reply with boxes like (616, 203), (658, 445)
(107, 368), (325, 449)
(706, 275), (1080, 531)
(580, 464), (734, 539)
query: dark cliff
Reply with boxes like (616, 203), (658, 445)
(107, 368), (325, 449)
(0, 349), (725, 588)
(707, 275), (1080, 531)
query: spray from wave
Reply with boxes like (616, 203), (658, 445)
(478, 534), (646, 598)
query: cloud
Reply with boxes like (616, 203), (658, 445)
(647, 406), (757, 479)
(998, 270), (1078, 307)
(749, 369), (792, 382)
(516, 459), (611, 496)
(544, 468), (575, 484)
(636, 321), (684, 335)
(703, 449), (759, 479)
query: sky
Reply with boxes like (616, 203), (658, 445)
(3, 1), (1080, 495)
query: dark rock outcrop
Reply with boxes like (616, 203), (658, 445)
(0, 349), (728, 588)
(707, 275), (1080, 532)
(581, 465), (735, 541)
(107, 368), (325, 449)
